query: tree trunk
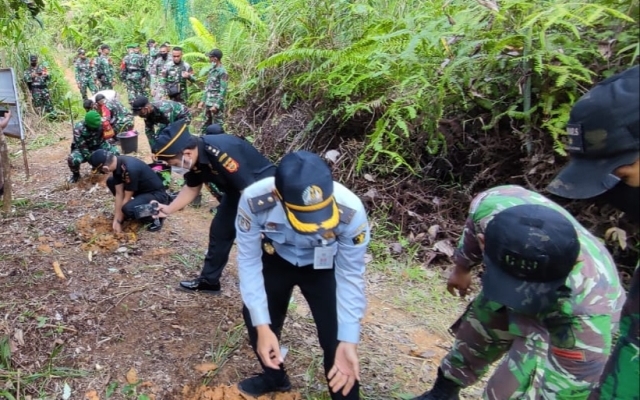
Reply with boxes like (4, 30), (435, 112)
(0, 126), (12, 213)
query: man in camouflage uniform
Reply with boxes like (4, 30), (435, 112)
(198, 48), (228, 133)
(547, 65), (640, 400)
(120, 44), (149, 106)
(23, 54), (53, 114)
(131, 96), (191, 148)
(84, 93), (134, 137)
(160, 46), (195, 104)
(95, 44), (115, 90)
(411, 185), (625, 400)
(67, 110), (119, 183)
(74, 49), (97, 100)
(146, 39), (158, 85)
(150, 42), (170, 101)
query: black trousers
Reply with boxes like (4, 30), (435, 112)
(242, 251), (360, 400)
(106, 177), (169, 221)
(199, 190), (240, 283)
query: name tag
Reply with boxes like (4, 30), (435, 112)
(313, 246), (334, 270)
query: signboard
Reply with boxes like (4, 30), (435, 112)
(0, 68), (25, 140)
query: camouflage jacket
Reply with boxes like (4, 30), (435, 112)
(454, 184), (625, 317)
(23, 65), (50, 90)
(101, 99), (134, 129)
(71, 122), (106, 156)
(202, 64), (228, 108)
(95, 55), (115, 83)
(160, 60), (195, 94)
(150, 57), (167, 79)
(147, 47), (158, 74)
(74, 58), (95, 83)
(121, 52), (147, 81)
(144, 100), (192, 136)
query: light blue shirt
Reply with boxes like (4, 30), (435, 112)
(235, 177), (370, 344)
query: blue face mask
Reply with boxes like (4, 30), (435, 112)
(171, 156), (191, 176)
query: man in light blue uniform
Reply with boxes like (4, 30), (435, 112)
(235, 151), (370, 400)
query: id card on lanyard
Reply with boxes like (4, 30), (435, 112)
(313, 239), (334, 270)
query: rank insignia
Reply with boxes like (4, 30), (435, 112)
(123, 172), (131, 184)
(263, 242), (275, 255)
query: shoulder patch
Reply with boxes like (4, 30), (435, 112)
(338, 204), (356, 224)
(248, 193), (278, 214)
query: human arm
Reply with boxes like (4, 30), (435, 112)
(329, 199), (369, 394)
(0, 110), (11, 130)
(235, 195), (282, 368)
(154, 183), (200, 217)
(112, 183), (125, 232)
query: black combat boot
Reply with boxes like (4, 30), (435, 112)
(238, 368), (291, 397)
(412, 368), (461, 400)
(68, 172), (80, 183)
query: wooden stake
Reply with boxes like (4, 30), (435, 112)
(0, 125), (12, 213)
(20, 138), (29, 179)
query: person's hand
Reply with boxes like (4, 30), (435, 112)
(197, 102), (204, 109)
(256, 326), (282, 369)
(153, 201), (170, 218)
(209, 104), (219, 113)
(181, 71), (190, 78)
(112, 220), (122, 233)
(447, 265), (472, 297)
(328, 342), (360, 396)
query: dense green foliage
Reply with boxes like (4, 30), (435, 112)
(202, 0), (638, 173)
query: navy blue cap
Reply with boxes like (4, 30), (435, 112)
(152, 119), (192, 159)
(205, 124), (224, 135)
(88, 149), (113, 173)
(548, 65), (640, 199)
(275, 151), (338, 234)
(131, 96), (149, 113)
(481, 204), (580, 314)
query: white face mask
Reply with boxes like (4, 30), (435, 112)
(171, 155), (192, 176)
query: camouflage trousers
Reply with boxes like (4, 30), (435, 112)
(78, 79), (97, 100)
(98, 79), (114, 90)
(113, 116), (135, 136)
(441, 292), (622, 399)
(125, 80), (149, 106)
(589, 266), (640, 400)
(200, 107), (224, 134)
(67, 143), (119, 173)
(31, 88), (53, 113)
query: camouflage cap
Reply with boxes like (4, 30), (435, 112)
(481, 204), (580, 314)
(547, 65), (640, 199)
(126, 43), (139, 49)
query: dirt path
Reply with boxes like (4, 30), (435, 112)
(0, 66), (484, 400)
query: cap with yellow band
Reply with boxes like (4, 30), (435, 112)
(151, 119), (191, 160)
(275, 151), (339, 235)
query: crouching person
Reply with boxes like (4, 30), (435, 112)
(89, 149), (168, 232)
(411, 185), (626, 400)
(67, 110), (119, 183)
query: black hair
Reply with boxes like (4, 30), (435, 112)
(172, 46), (183, 52)
(83, 99), (95, 111)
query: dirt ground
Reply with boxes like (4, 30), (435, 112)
(0, 77), (482, 399)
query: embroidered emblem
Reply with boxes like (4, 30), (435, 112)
(237, 214), (251, 232)
(302, 185), (323, 206)
(352, 231), (366, 245)
(322, 231), (336, 240)
(222, 157), (239, 173)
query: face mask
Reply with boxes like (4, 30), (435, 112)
(171, 156), (192, 176)
(595, 182), (640, 223)
(160, 53), (168, 60)
(30, 61), (37, 66)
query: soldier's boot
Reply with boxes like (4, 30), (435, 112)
(68, 172), (80, 183)
(412, 368), (461, 400)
